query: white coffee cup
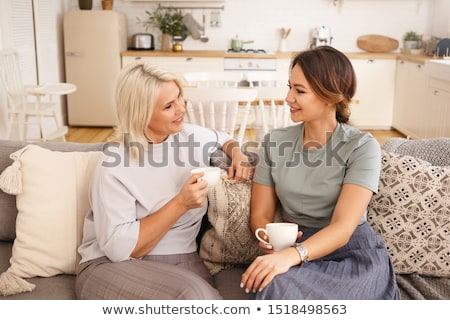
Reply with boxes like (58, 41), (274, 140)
(255, 222), (298, 251)
(191, 167), (221, 187)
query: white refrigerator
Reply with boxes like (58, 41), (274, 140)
(63, 11), (127, 126)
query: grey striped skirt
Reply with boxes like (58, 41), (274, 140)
(76, 252), (223, 300)
(255, 222), (399, 300)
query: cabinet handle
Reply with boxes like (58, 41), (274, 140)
(186, 57), (193, 61)
(66, 51), (81, 57)
(367, 59), (374, 64)
(416, 64), (422, 69)
(434, 90), (440, 96)
(135, 57), (142, 60)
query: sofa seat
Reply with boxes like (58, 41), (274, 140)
(0, 236), (247, 300)
(0, 138), (449, 300)
(0, 242), (76, 300)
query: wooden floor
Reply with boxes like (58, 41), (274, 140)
(65, 126), (406, 146)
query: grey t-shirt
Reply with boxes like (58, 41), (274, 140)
(253, 122), (381, 228)
(78, 124), (231, 263)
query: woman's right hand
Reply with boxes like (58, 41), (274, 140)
(176, 172), (209, 211)
(241, 246), (300, 294)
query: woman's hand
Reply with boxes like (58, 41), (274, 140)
(175, 172), (209, 211)
(229, 151), (254, 181)
(240, 247), (301, 294)
(221, 139), (254, 181)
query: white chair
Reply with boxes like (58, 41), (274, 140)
(244, 71), (292, 140)
(255, 86), (291, 130)
(183, 86), (258, 145)
(182, 71), (244, 87)
(0, 48), (76, 141)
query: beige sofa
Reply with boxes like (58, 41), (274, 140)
(0, 137), (449, 300)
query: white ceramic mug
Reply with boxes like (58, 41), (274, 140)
(255, 222), (298, 251)
(191, 167), (221, 187)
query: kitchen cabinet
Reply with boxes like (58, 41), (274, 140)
(350, 59), (396, 129)
(422, 78), (450, 138)
(122, 55), (223, 75)
(392, 60), (428, 138)
(122, 55), (154, 67)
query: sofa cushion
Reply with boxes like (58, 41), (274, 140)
(0, 140), (30, 241)
(0, 140), (103, 242)
(0, 144), (101, 296)
(199, 171), (260, 275)
(213, 267), (249, 300)
(367, 150), (450, 277)
(383, 137), (450, 167)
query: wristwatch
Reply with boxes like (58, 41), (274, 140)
(293, 243), (309, 264)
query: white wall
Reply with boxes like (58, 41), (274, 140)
(431, 0), (450, 37)
(68, 0), (440, 52)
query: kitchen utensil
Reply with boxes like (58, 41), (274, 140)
(200, 14), (209, 42)
(285, 28), (291, 38)
(436, 38), (450, 57)
(310, 26), (333, 48)
(357, 34), (399, 53)
(424, 38), (440, 56)
(210, 10), (221, 27)
(129, 33), (154, 50)
(279, 28), (291, 52)
(183, 13), (202, 40)
(230, 36), (254, 51)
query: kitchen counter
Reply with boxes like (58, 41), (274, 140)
(121, 50), (295, 59)
(121, 50), (439, 63)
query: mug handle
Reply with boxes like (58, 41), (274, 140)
(255, 228), (270, 245)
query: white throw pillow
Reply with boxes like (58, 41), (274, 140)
(0, 145), (101, 296)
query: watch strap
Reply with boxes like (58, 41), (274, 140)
(293, 243), (309, 264)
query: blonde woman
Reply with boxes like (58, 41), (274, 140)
(76, 62), (252, 299)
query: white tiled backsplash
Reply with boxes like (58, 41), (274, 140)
(73, 0), (445, 52)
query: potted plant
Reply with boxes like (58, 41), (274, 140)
(403, 31), (421, 52)
(137, 5), (185, 51)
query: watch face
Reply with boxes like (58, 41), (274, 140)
(296, 244), (308, 262)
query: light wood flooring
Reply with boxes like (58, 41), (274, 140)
(65, 126), (406, 146)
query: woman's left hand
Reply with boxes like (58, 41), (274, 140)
(222, 139), (254, 181)
(229, 152), (254, 181)
(240, 247), (298, 294)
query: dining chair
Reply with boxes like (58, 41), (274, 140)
(0, 48), (76, 141)
(244, 71), (292, 140)
(182, 71), (244, 87)
(183, 86), (258, 145)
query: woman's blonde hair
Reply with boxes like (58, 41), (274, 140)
(110, 61), (183, 158)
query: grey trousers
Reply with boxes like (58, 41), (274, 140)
(76, 253), (223, 300)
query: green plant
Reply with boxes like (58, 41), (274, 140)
(403, 31), (420, 41)
(136, 5), (184, 36)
